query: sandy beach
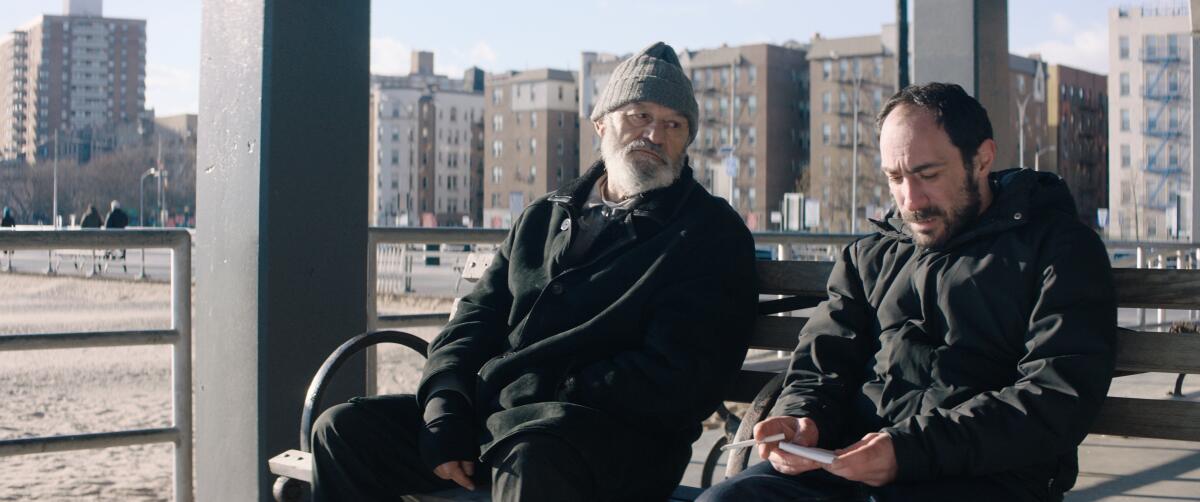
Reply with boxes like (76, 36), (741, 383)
(0, 273), (449, 501)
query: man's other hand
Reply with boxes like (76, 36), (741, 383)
(755, 416), (823, 475)
(433, 460), (476, 491)
(825, 432), (898, 487)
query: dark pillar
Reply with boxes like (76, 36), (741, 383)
(911, 0), (1012, 169)
(195, 1), (370, 499)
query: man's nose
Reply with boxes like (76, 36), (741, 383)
(641, 121), (666, 144)
(900, 182), (930, 211)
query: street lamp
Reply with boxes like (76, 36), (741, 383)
(139, 167), (160, 226)
(831, 51), (864, 234)
(1016, 93), (1031, 168)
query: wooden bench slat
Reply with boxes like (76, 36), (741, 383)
(1116, 330), (1200, 374)
(748, 316), (807, 351)
(1114, 268), (1200, 309)
(755, 261), (834, 296)
(1092, 396), (1200, 442)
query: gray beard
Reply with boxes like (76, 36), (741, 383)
(600, 135), (683, 199)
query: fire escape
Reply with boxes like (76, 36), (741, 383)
(1140, 35), (1190, 227)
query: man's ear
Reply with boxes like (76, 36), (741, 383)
(593, 118), (606, 137)
(974, 138), (997, 174)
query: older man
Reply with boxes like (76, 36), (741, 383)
(701, 83), (1116, 501)
(311, 41), (757, 501)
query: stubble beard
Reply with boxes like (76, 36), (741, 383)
(902, 170), (982, 249)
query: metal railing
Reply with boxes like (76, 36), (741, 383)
(0, 229), (192, 502)
(365, 228), (1200, 331)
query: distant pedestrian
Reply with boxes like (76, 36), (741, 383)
(2, 207), (14, 271)
(103, 200), (129, 229)
(80, 205), (102, 228)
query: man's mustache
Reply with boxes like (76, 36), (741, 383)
(902, 207), (945, 223)
(622, 139), (666, 160)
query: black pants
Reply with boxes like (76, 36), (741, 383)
(310, 394), (684, 501)
(699, 461), (1057, 502)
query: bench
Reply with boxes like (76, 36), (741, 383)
(269, 258), (1200, 501)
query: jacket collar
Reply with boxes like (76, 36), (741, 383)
(549, 159), (699, 226)
(871, 168), (1057, 249)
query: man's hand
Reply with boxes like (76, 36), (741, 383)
(824, 432), (898, 487)
(433, 460), (476, 491)
(755, 416), (823, 475)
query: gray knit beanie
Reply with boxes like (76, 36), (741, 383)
(589, 41), (699, 146)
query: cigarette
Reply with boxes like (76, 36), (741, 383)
(719, 433), (786, 451)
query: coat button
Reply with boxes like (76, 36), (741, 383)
(560, 220), (571, 231)
(1013, 212), (1023, 220)
(549, 283), (565, 294)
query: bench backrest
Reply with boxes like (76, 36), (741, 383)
(734, 260), (1200, 443)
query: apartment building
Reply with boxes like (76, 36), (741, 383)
(369, 52), (484, 227)
(482, 69), (579, 229)
(1047, 64), (1108, 230)
(1108, 2), (1193, 241)
(0, 0), (146, 163)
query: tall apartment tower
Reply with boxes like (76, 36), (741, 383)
(482, 69), (579, 229)
(369, 53), (484, 227)
(679, 43), (810, 231)
(1047, 64), (1108, 230)
(0, 0), (146, 163)
(1108, 3), (1193, 241)
(807, 28), (898, 233)
(1009, 54), (1050, 170)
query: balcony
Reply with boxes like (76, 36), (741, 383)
(1140, 51), (1184, 64)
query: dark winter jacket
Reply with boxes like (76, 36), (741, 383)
(417, 161), (758, 483)
(80, 209), (102, 228)
(774, 168), (1116, 495)
(104, 208), (129, 229)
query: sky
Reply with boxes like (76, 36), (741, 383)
(0, 0), (1138, 117)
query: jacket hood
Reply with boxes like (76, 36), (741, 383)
(871, 168), (1080, 248)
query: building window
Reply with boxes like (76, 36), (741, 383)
(748, 188), (757, 210)
(1119, 73), (1130, 96)
(719, 96), (728, 117)
(492, 140), (503, 158)
(822, 61), (831, 80)
(822, 92), (830, 113)
(748, 95), (757, 116)
(1119, 36), (1130, 60)
(822, 124), (831, 144)
(530, 164), (537, 179)
(748, 65), (757, 85)
(530, 138), (537, 154)
(531, 112), (538, 128)
(874, 56), (883, 78)
(493, 114), (503, 132)
(492, 166), (502, 183)
(1120, 109), (1130, 131)
(748, 157), (757, 178)
(839, 123), (848, 144)
(748, 127), (757, 145)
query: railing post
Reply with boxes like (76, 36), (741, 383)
(172, 233), (194, 502)
(45, 249), (55, 275)
(365, 234), (379, 396)
(1158, 254), (1166, 328)
(404, 247), (414, 293)
(1137, 246), (1146, 327)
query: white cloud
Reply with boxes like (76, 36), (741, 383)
(1017, 20), (1108, 74)
(371, 37), (411, 75)
(469, 41), (498, 67)
(1050, 13), (1075, 36)
(145, 64), (198, 115)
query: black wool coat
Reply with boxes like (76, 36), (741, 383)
(418, 161), (758, 482)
